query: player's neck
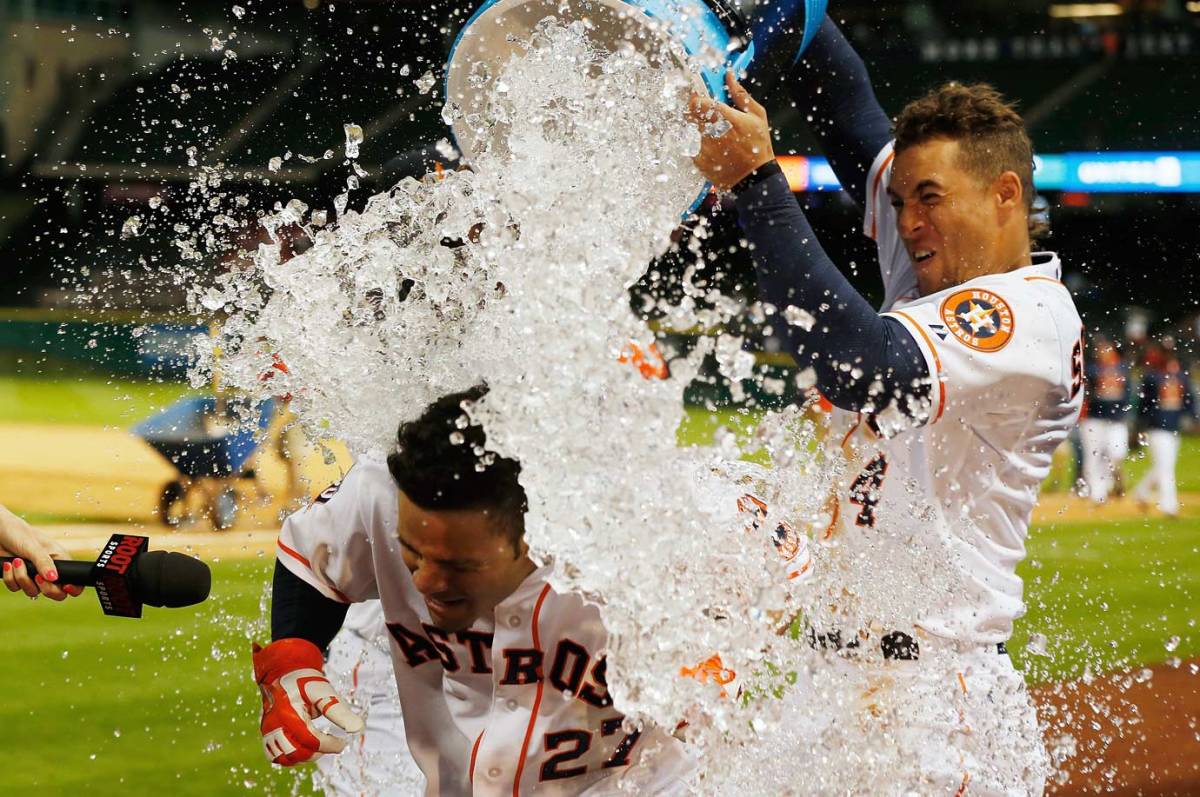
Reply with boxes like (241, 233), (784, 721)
(972, 236), (1033, 282)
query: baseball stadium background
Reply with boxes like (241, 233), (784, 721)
(1, 0), (1198, 793)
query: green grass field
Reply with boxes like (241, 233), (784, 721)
(1, 374), (1197, 793)
(0, 373), (198, 427)
(1, 518), (1194, 795)
(0, 560), (311, 796)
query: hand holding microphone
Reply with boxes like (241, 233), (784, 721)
(0, 503), (81, 600)
(0, 531), (211, 617)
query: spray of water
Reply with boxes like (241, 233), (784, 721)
(190, 11), (1047, 794)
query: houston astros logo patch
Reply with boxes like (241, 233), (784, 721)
(939, 288), (1014, 352)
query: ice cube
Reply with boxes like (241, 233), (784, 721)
(344, 123), (363, 159)
(783, 305), (815, 330)
(434, 138), (459, 161)
(415, 70), (436, 95)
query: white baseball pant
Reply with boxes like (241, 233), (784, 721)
(1133, 428), (1182, 515)
(1080, 418), (1129, 503)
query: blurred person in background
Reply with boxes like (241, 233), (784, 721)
(1080, 334), (1132, 503)
(1133, 339), (1197, 518)
(0, 503), (84, 600)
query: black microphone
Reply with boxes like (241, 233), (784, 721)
(1, 534), (211, 617)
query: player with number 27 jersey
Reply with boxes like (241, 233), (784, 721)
(278, 458), (694, 796)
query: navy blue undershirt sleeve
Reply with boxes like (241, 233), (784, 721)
(271, 559), (349, 651)
(764, 16), (893, 209)
(734, 163), (930, 413)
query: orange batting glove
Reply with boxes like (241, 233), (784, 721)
(253, 638), (364, 766)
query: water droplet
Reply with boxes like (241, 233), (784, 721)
(783, 305), (815, 330)
(1026, 632), (1050, 657)
(434, 138), (458, 161)
(344, 123), (364, 159)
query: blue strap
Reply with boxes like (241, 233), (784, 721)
(750, 0), (828, 66)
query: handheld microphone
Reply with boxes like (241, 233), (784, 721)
(0, 534), (211, 618)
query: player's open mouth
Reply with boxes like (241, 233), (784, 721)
(913, 250), (936, 264)
(426, 596), (467, 614)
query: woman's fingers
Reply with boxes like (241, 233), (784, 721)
(9, 558), (41, 598)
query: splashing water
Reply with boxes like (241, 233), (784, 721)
(190, 12), (1002, 791)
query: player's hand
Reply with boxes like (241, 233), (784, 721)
(689, 71), (776, 191)
(0, 504), (82, 601)
(253, 638), (365, 765)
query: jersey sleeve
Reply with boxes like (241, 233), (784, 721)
(276, 460), (385, 604)
(880, 278), (1078, 432)
(862, 141), (921, 311)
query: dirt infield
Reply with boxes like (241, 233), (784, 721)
(0, 420), (351, 526)
(1034, 659), (1200, 795)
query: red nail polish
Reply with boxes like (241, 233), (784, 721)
(13, 558), (22, 569)
(35, 574), (44, 585)
(45, 569), (57, 582)
(2, 562), (9, 573)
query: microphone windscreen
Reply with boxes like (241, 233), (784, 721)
(134, 551), (212, 608)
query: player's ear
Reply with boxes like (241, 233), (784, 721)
(995, 171), (1023, 210)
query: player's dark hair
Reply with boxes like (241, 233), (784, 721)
(386, 384), (527, 553)
(894, 83), (1042, 236)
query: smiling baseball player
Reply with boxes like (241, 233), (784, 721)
(690, 15), (1086, 794)
(254, 384), (711, 795)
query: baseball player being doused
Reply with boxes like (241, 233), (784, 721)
(252, 383), (807, 795)
(689, 13), (1085, 795)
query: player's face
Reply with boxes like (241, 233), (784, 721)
(397, 491), (536, 632)
(889, 137), (1008, 297)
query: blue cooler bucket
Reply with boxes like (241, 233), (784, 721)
(444, 0), (824, 212)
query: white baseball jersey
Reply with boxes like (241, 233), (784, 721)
(814, 142), (1085, 644)
(277, 458), (695, 796)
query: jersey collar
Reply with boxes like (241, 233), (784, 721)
(893, 252), (1064, 310)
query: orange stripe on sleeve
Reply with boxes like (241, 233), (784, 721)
(277, 538), (312, 568)
(275, 538), (352, 603)
(890, 309), (946, 423)
(512, 584), (553, 796)
(1023, 275), (1063, 285)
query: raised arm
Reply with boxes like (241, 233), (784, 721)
(690, 75), (928, 415)
(747, 14), (892, 208)
(733, 162), (929, 414)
